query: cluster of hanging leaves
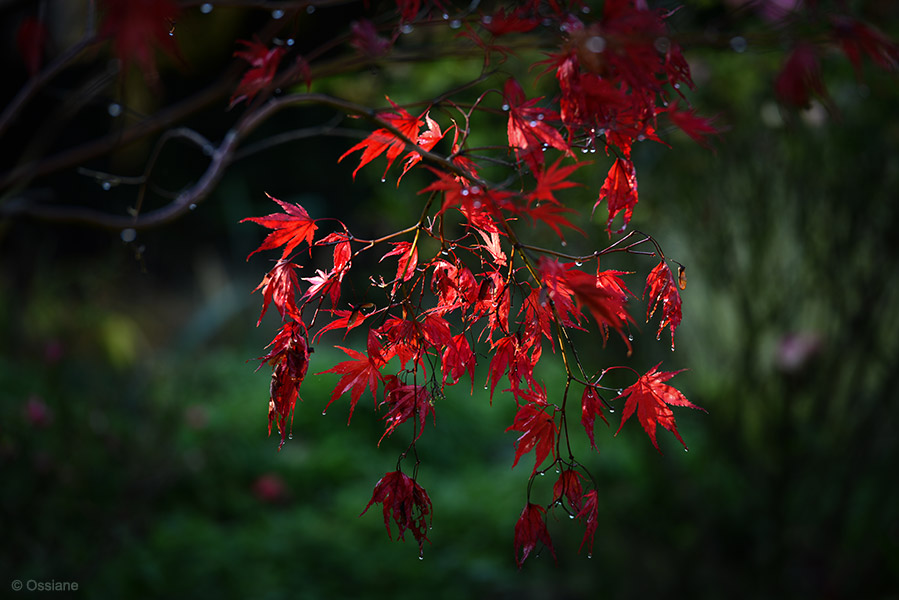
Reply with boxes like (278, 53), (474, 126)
(60, 0), (889, 567)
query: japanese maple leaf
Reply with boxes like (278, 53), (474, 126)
(378, 384), (435, 445)
(481, 6), (540, 37)
(552, 469), (584, 513)
(644, 260), (683, 348)
(318, 346), (382, 424)
(595, 157), (638, 235)
(614, 363), (705, 452)
(576, 490), (599, 555)
(311, 308), (369, 343)
(399, 112), (449, 183)
(831, 16), (899, 79)
(99, 0), (179, 83)
(504, 78), (571, 173)
(581, 384), (609, 450)
(339, 97), (424, 180)
(258, 323), (310, 449)
(241, 193), (318, 260)
(252, 259), (301, 325)
(230, 38), (287, 108)
(774, 44), (827, 108)
(513, 503), (556, 569)
(380, 241), (418, 294)
(361, 471), (433, 556)
(16, 16), (49, 76)
(528, 202), (585, 241)
(441, 333), (476, 388)
(563, 268), (635, 352)
(530, 158), (585, 205)
(505, 397), (557, 476)
(666, 102), (720, 149)
(301, 268), (342, 308)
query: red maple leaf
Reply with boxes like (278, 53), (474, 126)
(595, 157), (638, 235)
(481, 6), (540, 37)
(378, 384), (435, 445)
(505, 395), (558, 475)
(252, 259), (301, 325)
(318, 346), (382, 424)
(399, 112), (449, 182)
(576, 490), (599, 555)
(257, 322), (310, 449)
(831, 16), (899, 78)
(339, 97), (424, 180)
(99, 0), (179, 83)
(241, 193), (318, 260)
(563, 268), (635, 352)
(513, 503), (556, 568)
(644, 260), (683, 348)
(380, 241), (418, 292)
(774, 44), (827, 109)
(504, 77), (571, 173)
(581, 384), (609, 450)
(552, 469), (584, 513)
(614, 363), (705, 452)
(666, 102), (720, 149)
(230, 38), (287, 107)
(361, 471), (433, 556)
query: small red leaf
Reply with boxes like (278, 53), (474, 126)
(576, 490), (600, 555)
(317, 346), (382, 424)
(505, 396), (557, 476)
(581, 385), (609, 450)
(241, 193), (318, 260)
(513, 503), (556, 569)
(644, 260), (683, 348)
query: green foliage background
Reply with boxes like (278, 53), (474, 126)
(2, 4), (898, 598)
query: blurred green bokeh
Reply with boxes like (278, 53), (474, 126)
(2, 4), (899, 599)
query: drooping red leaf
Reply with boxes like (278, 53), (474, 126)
(552, 469), (584, 513)
(831, 16), (899, 78)
(576, 490), (600, 555)
(339, 97), (425, 180)
(513, 503), (556, 569)
(312, 308), (370, 343)
(380, 241), (418, 291)
(441, 333), (476, 388)
(614, 363), (705, 452)
(258, 322), (310, 449)
(16, 16), (49, 76)
(378, 384), (435, 445)
(230, 38), (287, 107)
(666, 102), (721, 148)
(581, 384), (609, 450)
(361, 471), (433, 556)
(252, 259), (301, 325)
(644, 260), (683, 349)
(595, 157), (638, 235)
(99, 0), (179, 83)
(399, 112), (449, 182)
(317, 346), (382, 424)
(241, 193), (318, 260)
(505, 396), (558, 476)
(774, 44), (827, 109)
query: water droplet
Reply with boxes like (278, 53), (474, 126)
(101, 181), (112, 191)
(729, 36), (747, 53)
(271, 9), (284, 19)
(461, 189), (469, 196)
(529, 120), (538, 128)
(560, 240), (567, 247)
(587, 552), (593, 559)
(120, 228), (137, 243)
(288, 433), (293, 440)
(586, 35), (606, 53)
(108, 103), (122, 117)
(189, 203), (198, 211)
(418, 555), (424, 560)
(616, 389), (623, 395)
(555, 468), (560, 474)
(627, 334), (633, 341)
(569, 514), (574, 519)
(401, 24), (414, 34)
(482, 15), (493, 24)
(589, 148), (596, 154)
(200, 2), (213, 14)
(501, 103), (510, 111)
(581, 147), (589, 154)
(673, 83), (681, 90)
(381, 177), (386, 183)
(449, 19), (462, 29)
(470, 185), (480, 194)
(671, 343), (676, 352)
(684, 447), (689, 452)
(608, 408), (614, 413)
(306, 5), (315, 14)
(539, 472), (545, 476)
(321, 410), (327, 416)
(442, 13), (449, 20)
(653, 37), (670, 54)
(582, 6), (591, 13)
(537, 113), (545, 120)
(286, 38), (295, 46)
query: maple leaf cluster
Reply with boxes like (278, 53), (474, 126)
(230, 0), (894, 567)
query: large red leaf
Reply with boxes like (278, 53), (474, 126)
(614, 363), (705, 452)
(241, 193), (318, 260)
(339, 97), (424, 180)
(361, 471), (433, 556)
(505, 397), (557, 476)
(318, 346), (382, 424)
